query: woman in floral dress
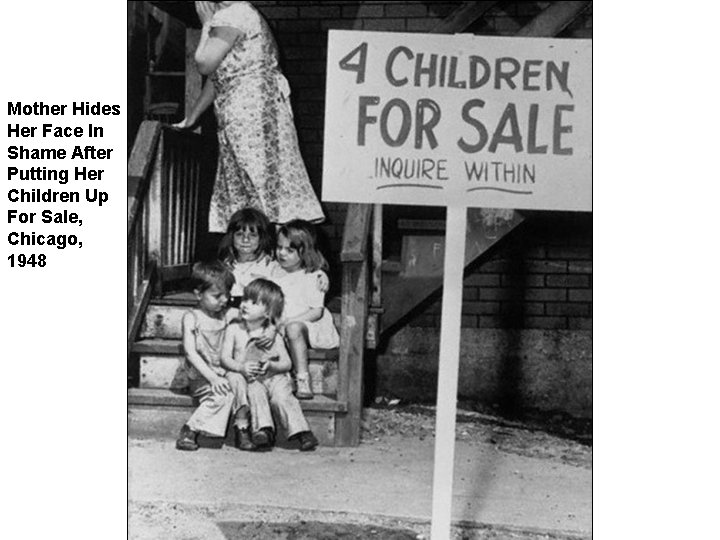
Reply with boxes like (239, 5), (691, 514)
(175, 1), (324, 231)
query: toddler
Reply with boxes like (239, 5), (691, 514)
(222, 278), (319, 451)
(272, 220), (339, 399)
(175, 261), (237, 451)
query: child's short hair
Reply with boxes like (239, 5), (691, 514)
(243, 278), (285, 323)
(277, 219), (328, 272)
(218, 207), (274, 264)
(190, 261), (235, 294)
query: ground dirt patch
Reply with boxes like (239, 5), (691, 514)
(361, 405), (592, 470)
(129, 501), (587, 540)
(217, 520), (418, 539)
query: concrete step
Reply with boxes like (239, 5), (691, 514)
(128, 387), (347, 412)
(133, 338), (338, 361)
(132, 339), (338, 395)
(128, 388), (347, 447)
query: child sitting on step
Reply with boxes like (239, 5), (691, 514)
(218, 207), (279, 308)
(218, 207), (329, 355)
(272, 220), (340, 400)
(176, 261), (238, 451)
(222, 278), (319, 451)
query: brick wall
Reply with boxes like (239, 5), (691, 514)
(405, 212), (592, 331)
(253, 1), (593, 331)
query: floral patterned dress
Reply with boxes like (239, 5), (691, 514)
(207, 2), (324, 231)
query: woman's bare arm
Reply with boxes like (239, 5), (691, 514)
(172, 78), (216, 130)
(195, 26), (242, 75)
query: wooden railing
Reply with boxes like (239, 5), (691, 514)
(336, 203), (372, 446)
(127, 121), (208, 352)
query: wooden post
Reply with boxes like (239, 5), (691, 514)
(147, 130), (165, 277)
(516, 0), (591, 37)
(371, 204), (383, 307)
(185, 28), (202, 129)
(430, 206), (467, 539)
(337, 258), (369, 445)
(337, 204), (372, 446)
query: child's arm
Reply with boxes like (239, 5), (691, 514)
(182, 312), (231, 394)
(265, 339), (292, 376)
(220, 323), (242, 372)
(254, 323), (278, 350)
(220, 324), (256, 380)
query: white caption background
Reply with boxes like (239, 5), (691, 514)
(0, 1), (126, 537)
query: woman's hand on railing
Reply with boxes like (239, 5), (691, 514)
(170, 117), (196, 131)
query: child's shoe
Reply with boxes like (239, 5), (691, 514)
(295, 372), (314, 400)
(296, 430), (319, 452)
(252, 427), (275, 451)
(234, 428), (256, 452)
(175, 424), (199, 451)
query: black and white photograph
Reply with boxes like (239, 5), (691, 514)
(9, 1), (720, 539)
(126, 2), (592, 538)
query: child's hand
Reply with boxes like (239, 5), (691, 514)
(239, 364), (254, 380)
(210, 376), (231, 395)
(246, 361), (267, 378)
(316, 272), (329, 293)
(256, 360), (269, 377)
(255, 326), (277, 350)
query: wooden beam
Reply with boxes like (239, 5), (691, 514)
(516, 1), (592, 37)
(431, 1), (498, 34)
(340, 204), (372, 262)
(127, 121), (161, 233)
(185, 28), (202, 127)
(335, 257), (369, 446)
(147, 130), (165, 265)
(371, 204), (383, 307)
(127, 121), (161, 189)
(127, 262), (157, 355)
(381, 209), (525, 333)
(148, 2), (200, 28)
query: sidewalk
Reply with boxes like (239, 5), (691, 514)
(129, 419), (591, 539)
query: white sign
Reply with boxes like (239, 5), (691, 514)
(323, 31), (592, 211)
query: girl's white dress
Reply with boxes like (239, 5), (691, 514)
(272, 268), (339, 349)
(229, 254), (281, 297)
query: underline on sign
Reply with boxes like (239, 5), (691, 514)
(376, 184), (444, 191)
(466, 187), (534, 195)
